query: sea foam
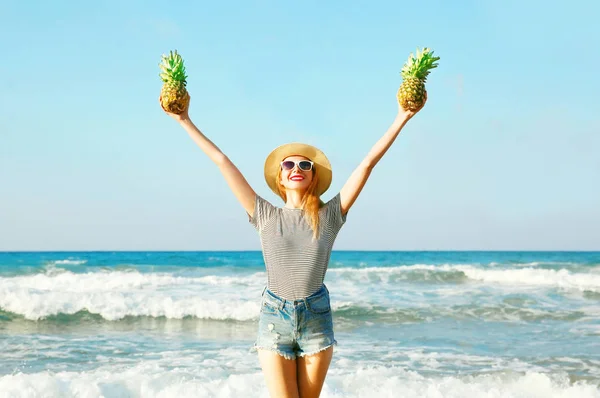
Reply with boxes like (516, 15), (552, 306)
(0, 270), (263, 321)
(329, 264), (600, 292)
(0, 366), (598, 398)
(2, 264), (600, 321)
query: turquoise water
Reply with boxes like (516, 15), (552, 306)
(1, 251), (600, 397)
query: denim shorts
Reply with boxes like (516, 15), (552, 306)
(251, 284), (337, 360)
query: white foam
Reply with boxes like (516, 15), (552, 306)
(51, 260), (87, 265)
(325, 367), (600, 398)
(516, 261), (541, 267)
(0, 288), (260, 321)
(508, 261), (580, 267)
(2, 264), (599, 321)
(329, 264), (600, 292)
(0, 270), (265, 321)
(459, 266), (600, 292)
(6, 270), (264, 291)
(1, 366), (598, 398)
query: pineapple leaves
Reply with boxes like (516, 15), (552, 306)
(400, 47), (440, 80)
(158, 50), (188, 83)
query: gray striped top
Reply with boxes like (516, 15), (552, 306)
(249, 193), (347, 300)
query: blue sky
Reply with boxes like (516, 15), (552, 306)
(1, 0), (599, 251)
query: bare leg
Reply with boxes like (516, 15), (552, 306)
(296, 346), (333, 398)
(258, 349), (299, 398)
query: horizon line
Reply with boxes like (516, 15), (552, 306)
(1, 249), (599, 253)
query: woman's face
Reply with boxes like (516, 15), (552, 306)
(279, 155), (314, 192)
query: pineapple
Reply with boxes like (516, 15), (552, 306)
(159, 50), (190, 114)
(397, 47), (440, 111)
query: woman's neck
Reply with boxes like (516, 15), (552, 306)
(283, 190), (305, 209)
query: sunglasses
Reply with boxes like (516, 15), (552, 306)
(280, 160), (314, 171)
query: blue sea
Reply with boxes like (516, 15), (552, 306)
(1, 251), (600, 397)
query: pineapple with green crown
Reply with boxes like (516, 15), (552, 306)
(159, 50), (190, 114)
(397, 47), (440, 111)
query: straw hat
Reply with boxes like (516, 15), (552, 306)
(264, 142), (332, 197)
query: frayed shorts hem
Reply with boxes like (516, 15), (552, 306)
(296, 340), (337, 358)
(250, 340), (337, 360)
(251, 345), (296, 360)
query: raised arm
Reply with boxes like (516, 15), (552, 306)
(161, 97), (257, 217)
(339, 97), (426, 215)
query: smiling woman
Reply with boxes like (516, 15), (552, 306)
(276, 153), (322, 240)
(161, 68), (426, 397)
(278, 156), (316, 208)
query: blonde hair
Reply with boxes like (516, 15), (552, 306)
(276, 165), (323, 240)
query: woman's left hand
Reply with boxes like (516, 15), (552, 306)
(397, 91), (427, 121)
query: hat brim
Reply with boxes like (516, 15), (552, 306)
(264, 142), (332, 198)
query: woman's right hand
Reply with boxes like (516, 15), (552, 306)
(159, 95), (191, 123)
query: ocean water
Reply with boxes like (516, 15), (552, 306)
(1, 251), (600, 397)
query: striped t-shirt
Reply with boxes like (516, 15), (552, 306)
(248, 193), (347, 300)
